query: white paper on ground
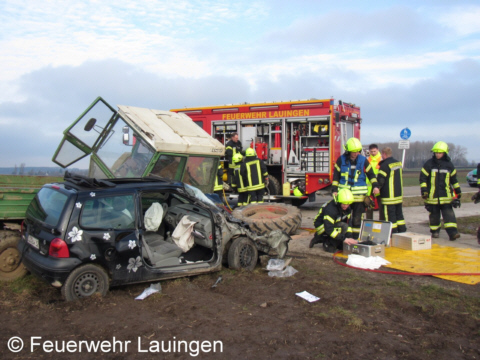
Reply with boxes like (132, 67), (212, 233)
(295, 290), (320, 302)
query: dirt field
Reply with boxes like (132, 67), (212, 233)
(1, 251), (480, 359)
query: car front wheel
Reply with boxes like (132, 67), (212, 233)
(227, 237), (258, 271)
(62, 264), (109, 301)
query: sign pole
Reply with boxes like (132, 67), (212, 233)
(399, 128), (411, 169)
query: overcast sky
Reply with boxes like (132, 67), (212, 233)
(1, 0), (479, 167)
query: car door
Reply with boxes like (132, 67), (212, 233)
(76, 192), (142, 286)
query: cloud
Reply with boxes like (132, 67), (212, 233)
(262, 5), (448, 51)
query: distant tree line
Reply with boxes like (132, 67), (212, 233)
(366, 141), (474, 169)
(10, 165), (88, 176)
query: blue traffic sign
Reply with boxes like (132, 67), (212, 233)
(400, 128), (411, 140)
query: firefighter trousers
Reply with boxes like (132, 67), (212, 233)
(427, 203), (458, 237)
(351, 202), (365, 240)
(248, 188), (264, 204)
(380, 203), (406, 233)
(323, 222), (349, 253)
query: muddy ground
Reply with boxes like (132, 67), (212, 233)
(1, 251), (479, 359)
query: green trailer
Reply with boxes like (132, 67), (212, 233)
(0, 175), (63, 280)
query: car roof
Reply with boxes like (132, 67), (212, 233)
(60, 172), (183, 193)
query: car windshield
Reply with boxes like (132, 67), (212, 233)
(26, 187), (69, 226)
(184, 184), (215, 207)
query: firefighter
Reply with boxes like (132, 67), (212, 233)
(225, 132), (243, 184)
(309, 188), (357, 253)
(471, 163), (480, 244)
(332, 137), (380, 239)
(241, 147), (268, 204)
(232, 153), (249, 206)
(377, 147), (406, 233)
(419, 141), (461, 240)
(366, 144), (382, 219)
(213, 163), (224, 198)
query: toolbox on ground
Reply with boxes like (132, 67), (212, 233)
(343, 220), (392, 258)
(391, 232), (432, 251)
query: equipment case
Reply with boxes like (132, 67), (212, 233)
(343, 220), (393, 258)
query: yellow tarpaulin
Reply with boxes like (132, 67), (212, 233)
(339, 244), (480, 285)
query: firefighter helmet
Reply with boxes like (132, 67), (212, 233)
(293, 187), (303, 197)
(431, 141), (449, 154)
(245, 148), (256, 157)
(336, 189), (354, 205)
(233, 153), (243, 163)
(344, 137), (362, 152)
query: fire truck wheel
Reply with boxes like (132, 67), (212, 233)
(266, 175), (281, 195)
(291, 198), (308, 207)
(0, 231), (28, 281)
(232, 203), (302, 235)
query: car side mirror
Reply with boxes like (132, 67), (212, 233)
(84, 118), (97, 131)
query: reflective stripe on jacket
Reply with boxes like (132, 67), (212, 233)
(377, 157), (403, 205)
(241, 156), (268, 191)
(332, 154), (378, 202)
(419, 155), (461, 205)
(313, 200), (352, 239)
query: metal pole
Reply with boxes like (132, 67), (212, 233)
(401, 148), (406, 168)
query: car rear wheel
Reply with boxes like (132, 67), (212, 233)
(228, 237), (258, 271)
(0, 231), (28, 281)
(62, 264), (109, 301)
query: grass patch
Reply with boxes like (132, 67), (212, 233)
(402, 169), (471, 187)
(456, 216), (480, 236)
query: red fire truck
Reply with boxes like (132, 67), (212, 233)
(171, 99), (361, 205)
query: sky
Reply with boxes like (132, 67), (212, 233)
(1, 0), (479, 168)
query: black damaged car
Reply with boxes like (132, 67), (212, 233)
(19, 173), (289, 301)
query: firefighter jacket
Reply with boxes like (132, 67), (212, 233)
(367, 152), (382, 195)
(225, 140), (243, 169)
(332, 153), (379, 202)
(240, 155), (268, 191)
(313, 199), (352, 239)
(213, 165), (224, 192)
(377, 157), (403, 205)
(420, 154), (461, 205)
(368, 153), (382, 174)
(232, 163), (247, 193)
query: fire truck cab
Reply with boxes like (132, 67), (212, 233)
(171, 99), (361, 205)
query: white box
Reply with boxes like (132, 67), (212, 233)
(391, 232), (432, 250)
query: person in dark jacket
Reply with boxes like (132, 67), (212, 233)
(225, 133), (243, 184)
(241, 148), (268, 204)
(419, 141), (461, 240)
(332, 137), (380, 239)
(309, 188), (357, 253)
(377, 147), (406, 233)
(232, 153), (249, 206)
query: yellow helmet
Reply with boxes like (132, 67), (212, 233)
(336, 189), (354, 205)
(245, 148), (256, 157)
(344, 137), (362, 152)
(431, 141), (449, 154)
(233, 153), (243, 163)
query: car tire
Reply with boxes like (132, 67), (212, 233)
(266, 175), (281, 195)
(62, 264), (109, 301)
(232, 203), (302, 235)
(228, 237), (258, 271)
(0, 231), (28, 281)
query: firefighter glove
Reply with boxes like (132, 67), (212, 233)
(456, 193), (461, 199)
(363, 196), (374, 209)
(471, 191), (480, 204)
(421, 192), (428, 199)
(452, 199), (461, 208)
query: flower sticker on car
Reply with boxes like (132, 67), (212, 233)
(90, 254), (96, 261)
(128, 240), (137, 250)
(127, 256), (142, 273)
(90, 192), (96, 197)
(103, 233), (111, 241)
(116, 264), (122, 270)
(76, 202), (82, 209)
(68, 227), (83, 242)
